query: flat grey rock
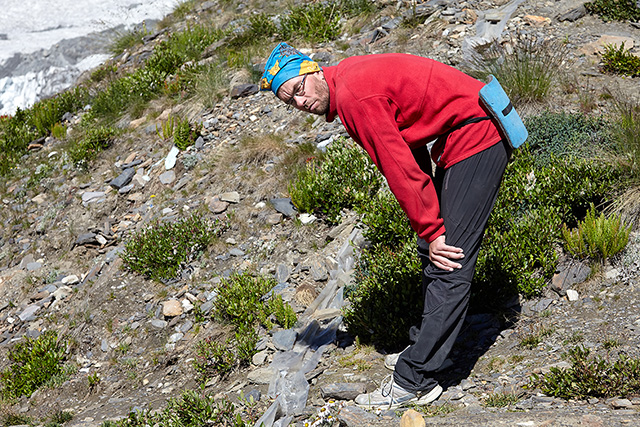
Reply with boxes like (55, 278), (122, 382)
(110, 167), (135, 189)
(270, 198), (297, 217)
(272, 329), (297, 351)
(320, 383), (366, 400)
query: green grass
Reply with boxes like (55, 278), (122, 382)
(483, 391), (522, 408)
(110, 24), (150, 56)
(466, 37), (568, 105)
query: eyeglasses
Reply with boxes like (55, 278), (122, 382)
(285, 74), (308, 107)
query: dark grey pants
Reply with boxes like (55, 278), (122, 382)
(393, 140), (509, 393)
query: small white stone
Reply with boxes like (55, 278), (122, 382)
(299, 213), (317, 224)
(62, 275), (80, 285)
(566, 289), (579, 301)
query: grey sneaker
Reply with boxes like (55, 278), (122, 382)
(354, 376), (443, 410)
(384, 346), (409, 370)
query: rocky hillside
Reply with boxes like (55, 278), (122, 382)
(1, 0), (640, 426)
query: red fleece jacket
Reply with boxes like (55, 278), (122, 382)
(323, 53), (502, 243)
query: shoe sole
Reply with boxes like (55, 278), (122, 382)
(354, 384), (443, 411)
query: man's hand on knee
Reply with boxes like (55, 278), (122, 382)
(429, 235), (464, 271)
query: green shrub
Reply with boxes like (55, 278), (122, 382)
(214, 273), (295, 330)
(68, 125), (117, 168)
(343, 239), (422, 350)
(173, 116), (202, 151)
(289, 137), (383, 223)
(105, 390), (246, 427)
(193, 338), (236, 378)
(473, 145), (622, 302)
(359, 190), (414, 248)
(466, 37), (568, 105)
(563, 205), (631, 261)
(532, 346), (640, 399)
(215, 273), (275, 327)
(601, 42), (640, 77)
(121, 213), (223, 282)
(27, 87), (89, 137)
(51, 122), (67, 139)
(0, 330), (70, 399)
(198, 273), (296, 382)
(585, 0), (640, 21)
(0, 113), (33, 174)
(0, 87), (88, 175)
(268, 294), (298, 329)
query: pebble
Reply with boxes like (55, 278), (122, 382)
(247, 367), (274, 385)
(400, 409), (425, 427)
(219, 192), (240, 203)
(159, 170), (176, 185)
(151, 319), (167, 329)
(162, 300), (183, 317)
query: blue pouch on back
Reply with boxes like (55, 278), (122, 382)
(479, 75), (528, 149)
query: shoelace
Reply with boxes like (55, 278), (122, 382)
(380, 375), (396, 409)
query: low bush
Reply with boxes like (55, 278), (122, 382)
(0, 87), (88, 175)
(173, 116), (202, 151)
(0, 330), (70, 399)
(105, 390), (248, 427)
(195, 272), (297, 382)
(465, 36), (568, 105)
(214, 273), (276, 328)
(68, 125), (117, 168)
(343, 239), (422, 350)
(359, 190), (413, 248)
(214, 272), (296, 330)
(532, 346), (640, 399)
(473, 145), (622, 302)
(563, 205), (631, 261)
(524, 111), (614, 167)
(121, 213), (223, 282)
(27, 87), (89, 136)
(601, 42), (640, 77)
(585, 0), (640, 21)
(289, 137), (383, 223)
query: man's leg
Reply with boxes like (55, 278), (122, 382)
(393, 140), (509, 393)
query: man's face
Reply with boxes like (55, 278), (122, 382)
(276, 71), (330, 116)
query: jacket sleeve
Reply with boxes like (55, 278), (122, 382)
(338, 93), (445, 243)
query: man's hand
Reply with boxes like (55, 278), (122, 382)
(429, 235), (464, 271)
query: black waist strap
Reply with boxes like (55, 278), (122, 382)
(440, 116), (491, 140)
